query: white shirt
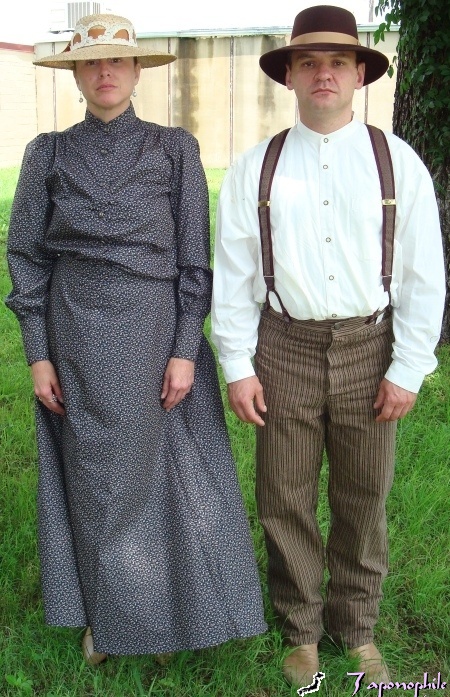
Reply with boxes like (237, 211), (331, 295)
(211, 119), (445, 392)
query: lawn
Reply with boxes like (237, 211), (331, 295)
(1, 166), (449, 696)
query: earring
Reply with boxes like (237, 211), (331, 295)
(132, 89), (137, 97)
(78, 91), (84, 103)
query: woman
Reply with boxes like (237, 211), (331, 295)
(6, 13), (266, 664)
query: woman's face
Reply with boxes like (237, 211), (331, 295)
(74, 57), (141, 123)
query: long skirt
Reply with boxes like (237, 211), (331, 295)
(35, 255), (266, 655)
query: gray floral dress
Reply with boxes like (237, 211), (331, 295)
(6, 105), (266, 655)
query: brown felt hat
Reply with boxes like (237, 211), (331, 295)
(259, 5), (389, 86)
(34, 13), (176, 70)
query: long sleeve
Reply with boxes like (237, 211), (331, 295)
(384, 135), (445, 392)
(211, 157), (264, 383)
(5, 133), (56, 364)
(168, 129), (213, 362)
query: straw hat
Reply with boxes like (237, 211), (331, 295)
(259, 5), (389, 86)
(34, 13), (176, 70)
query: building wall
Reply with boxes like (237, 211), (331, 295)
(233, 35), (298, 159)
(0, 43), (37, 168)
(2, 29), (399, 169)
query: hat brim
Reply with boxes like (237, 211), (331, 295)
(259, 43), (389, 86)
(34, 44), (177, 70)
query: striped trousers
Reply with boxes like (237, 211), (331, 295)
(255, 308), (397, 648)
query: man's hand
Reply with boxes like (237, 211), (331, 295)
(373, 378), (417, 422)
(31, 360), (65, 415)
(161, 357), (195, 411)
(227, 376), (267, 426)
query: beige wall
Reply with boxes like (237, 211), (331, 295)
(0, 44), (37, 168)
(2, 30), (399, 170)
(170, 37), (232, 168)
(233, 35), (298, 158)
(364, 32), (398, 128)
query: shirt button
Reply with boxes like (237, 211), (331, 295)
(323, 164), (328, 169)
(324, 138), (329, 143)
(326, 237), (331, 242)
(323, 200), (329, 206)
(329, 275), (334, 280)
(332, 314), (337, 318)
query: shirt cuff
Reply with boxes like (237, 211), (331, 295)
(220, 357), (256, 384)
(172, 313), (205, 362)
(18, 317), (50, 365)
(384, 361), (426, 393)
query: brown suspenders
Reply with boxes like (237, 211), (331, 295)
(366, 125), (396, 300)
(257, 124), (396, 321)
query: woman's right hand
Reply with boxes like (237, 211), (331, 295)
(31, 360), (65, 415)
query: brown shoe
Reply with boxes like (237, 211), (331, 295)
(348, 643), (390, 682)
(282, 643), (319, 686)
(82, 626), (108, 666)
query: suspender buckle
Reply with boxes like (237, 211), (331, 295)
(382, 198), (396, 205)
(258, 200), (270, 207)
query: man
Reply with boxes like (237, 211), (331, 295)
(211, 4), (445, 687)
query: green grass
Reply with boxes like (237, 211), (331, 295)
(1, 166), (449, 696)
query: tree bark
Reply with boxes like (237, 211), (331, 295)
(392, 27), (450, 342)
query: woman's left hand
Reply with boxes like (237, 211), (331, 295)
(161, 357), (195, 411)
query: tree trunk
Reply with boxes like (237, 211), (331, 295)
(392, 20), (450, 342)
(434, 164), (450, 342)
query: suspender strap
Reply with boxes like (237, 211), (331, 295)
(257, 128), (291, 319)
(258, 124), (396, 317)
(365, 124), (396, 304)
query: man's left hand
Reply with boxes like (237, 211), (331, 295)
(373, 378), (417, 422)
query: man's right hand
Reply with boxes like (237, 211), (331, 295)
(227, 376), (267, 426)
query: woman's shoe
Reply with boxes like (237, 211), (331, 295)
(82, 627), (108, 666)
(155, 652), (174, 666)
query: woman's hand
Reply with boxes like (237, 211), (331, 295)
(31, 360), (65, 415)
(161, 357), (195, 411)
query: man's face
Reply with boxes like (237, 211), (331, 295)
(285, 50), (365, 126)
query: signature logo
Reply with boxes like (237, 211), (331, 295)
(347, 671), (447, 696)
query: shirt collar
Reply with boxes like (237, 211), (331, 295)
(295, 118), (361, 145)
(84, 104), (137, 134)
